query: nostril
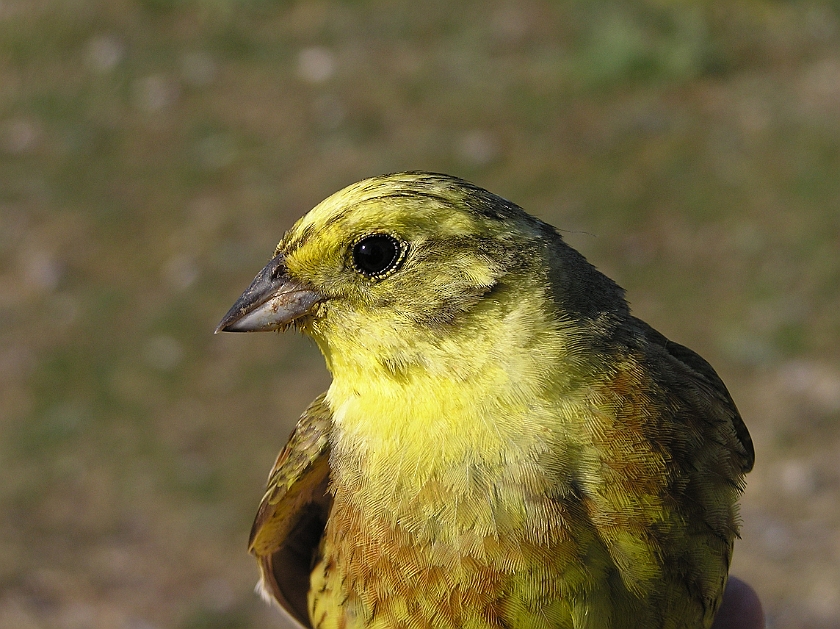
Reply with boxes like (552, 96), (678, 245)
(269, 254), (287, 281)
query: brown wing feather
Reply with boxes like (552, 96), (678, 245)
(249, 393), (333, 628)
(633, 318), (754, 473)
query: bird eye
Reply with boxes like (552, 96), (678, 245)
(352, 234), (403, 278)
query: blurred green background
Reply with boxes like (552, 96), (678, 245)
(2, 1), (839, 627)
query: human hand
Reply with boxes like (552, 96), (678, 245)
(711, 576), (765, 629)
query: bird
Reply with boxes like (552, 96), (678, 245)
(216, 172), (754, 629)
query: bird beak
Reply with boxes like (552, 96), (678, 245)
(215, 253), (322, 333)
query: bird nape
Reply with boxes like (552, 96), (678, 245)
(217, 172), (753, 629)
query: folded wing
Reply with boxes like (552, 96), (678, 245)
(249, 393), (333, 628)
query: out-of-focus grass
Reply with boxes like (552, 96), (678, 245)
(1, 1), (839, 627)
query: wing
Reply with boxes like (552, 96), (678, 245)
(571, 318), (754, 627)
(637, 321), (754, 626)
(635, 318), (754, 473)
(249, 393), (333, 629)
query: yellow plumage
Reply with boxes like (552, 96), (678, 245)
(217, 172), (753, 629)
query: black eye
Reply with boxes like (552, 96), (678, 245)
(352, 234), (403, 277)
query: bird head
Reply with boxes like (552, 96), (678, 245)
(216, 172), (626, 377)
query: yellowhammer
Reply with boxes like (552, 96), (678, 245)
(217, 172), (753, 629)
